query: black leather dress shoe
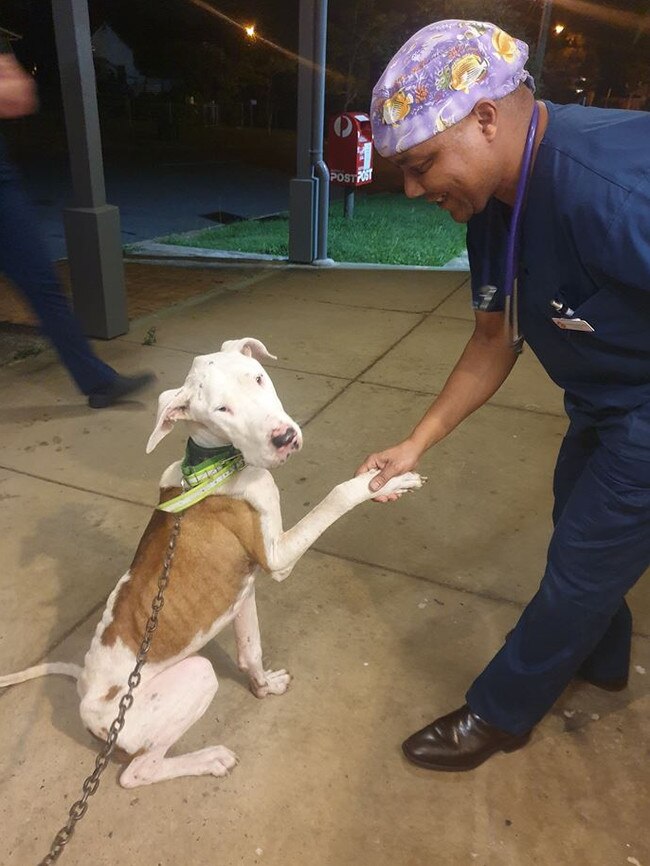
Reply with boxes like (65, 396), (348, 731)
(88, 372), (156, 409)
(577, 673), (628, 692)
(402, 704), (531, 772)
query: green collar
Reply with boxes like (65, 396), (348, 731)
(157, 438), (245, 514)
(181, 439), (241, 481)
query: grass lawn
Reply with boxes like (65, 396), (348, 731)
(159, 193), (467, 267)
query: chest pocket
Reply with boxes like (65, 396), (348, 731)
(560, 285), (650, 352)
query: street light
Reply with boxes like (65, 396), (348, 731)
(244, 24), (256, 40)
(554, 24), (565, 35)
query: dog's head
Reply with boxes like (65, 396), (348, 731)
(146, 338), (303, 469)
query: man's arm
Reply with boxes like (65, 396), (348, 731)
(356, 310), (518, 497)
(410, 309), (517, 450)
(0, 50), (38, 119)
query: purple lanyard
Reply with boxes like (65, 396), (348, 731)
(503, 103), (540, 302)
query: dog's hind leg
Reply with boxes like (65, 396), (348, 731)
(113, 656), (237, 788)
(234, 589), (291, 698)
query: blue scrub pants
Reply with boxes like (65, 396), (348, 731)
(466, 399), (650, 735)
(0, 140), (116, 395)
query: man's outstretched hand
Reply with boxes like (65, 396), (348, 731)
(355, 439), (423, 502)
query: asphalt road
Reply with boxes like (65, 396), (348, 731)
(17, 153), (291, 260)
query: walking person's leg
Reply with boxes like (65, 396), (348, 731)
(0, 143), (154, 407)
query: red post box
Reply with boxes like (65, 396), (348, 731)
(327, 112), (374, 187)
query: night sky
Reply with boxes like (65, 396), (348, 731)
(1, 0), (647, 105)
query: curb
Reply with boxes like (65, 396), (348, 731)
(125, 240), (470, 273)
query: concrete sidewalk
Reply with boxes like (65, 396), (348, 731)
(0, 263), (648, 866)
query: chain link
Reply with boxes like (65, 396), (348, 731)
(38, 512), (183, 866)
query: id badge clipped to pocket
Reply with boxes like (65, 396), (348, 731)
(552, 317), (595, 333)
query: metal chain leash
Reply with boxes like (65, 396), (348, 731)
(38, 512), (183, 866)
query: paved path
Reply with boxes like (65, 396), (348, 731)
(0, 264), (647, 866)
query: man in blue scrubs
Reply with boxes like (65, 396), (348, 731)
(358, 19), (650, 770)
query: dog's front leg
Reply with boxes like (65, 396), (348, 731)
(266, 469), (422, 581)
(233, 588), (291, 698)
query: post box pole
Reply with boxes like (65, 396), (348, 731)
(344, 187), (355, 219)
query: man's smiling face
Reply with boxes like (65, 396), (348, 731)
(391, 107), (501, 224)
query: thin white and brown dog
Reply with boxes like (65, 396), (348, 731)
(0, 338), (423, 788)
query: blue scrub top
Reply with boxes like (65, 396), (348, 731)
(466, 101), (650, 418)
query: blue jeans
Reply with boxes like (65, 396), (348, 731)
(467, 399), (650, 734)
(0, 139), (116, 395)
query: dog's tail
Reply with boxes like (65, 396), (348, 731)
(0, 662), (82, 689)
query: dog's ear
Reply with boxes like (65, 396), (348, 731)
(220, 337), (277, 362)
(146, 388), (190, 453)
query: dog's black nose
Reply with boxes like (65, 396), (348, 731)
(271, 426), (297, 449)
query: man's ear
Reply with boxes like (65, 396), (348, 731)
(472, 99), (498, 142)
(220, 337), (277, 361)
(146, 388), (190, 453)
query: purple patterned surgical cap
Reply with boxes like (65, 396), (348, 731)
(371, 20), (534, 157)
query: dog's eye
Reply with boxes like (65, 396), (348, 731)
(256, 375), (263, 385)
(217, 406), (229, 412)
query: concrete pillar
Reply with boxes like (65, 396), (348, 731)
(52, 0), (128, 338)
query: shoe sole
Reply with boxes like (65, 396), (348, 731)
(402, 733), (531, 772)
(88, 396), (111, 409)
(580, 676), (628, 692)
(88, 381), (155, 409)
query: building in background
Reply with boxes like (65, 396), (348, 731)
(92, 23), (172, 95)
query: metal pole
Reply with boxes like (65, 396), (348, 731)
(294, 0), (314, 180)
(312, 0), (330, 262)
(344, 186), (354, 219)
(52, 0), (128, 339)
(533, 0), (554, 87)
(289, 0), (316, 263)
(288, 0), (331, 264)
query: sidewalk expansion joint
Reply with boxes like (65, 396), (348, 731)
(119, 267), (466, 346)
(349, 281), (465, 382)
(291, 313), (431, 429)
(255, 296), (449, 314)
(3, 545), (646, 704)
(355, 378), (566, 419)
(0, 464), (153, 511)
(311, 545), (526, 609)
(0, 598), (108, 705)
(294, 279), (472, 429)
(308, 547), (650, 641)
(248, 274), (469, 315)
(430, 278), (471, 309)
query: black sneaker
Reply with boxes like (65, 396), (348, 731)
(88, 372), (157, 409)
